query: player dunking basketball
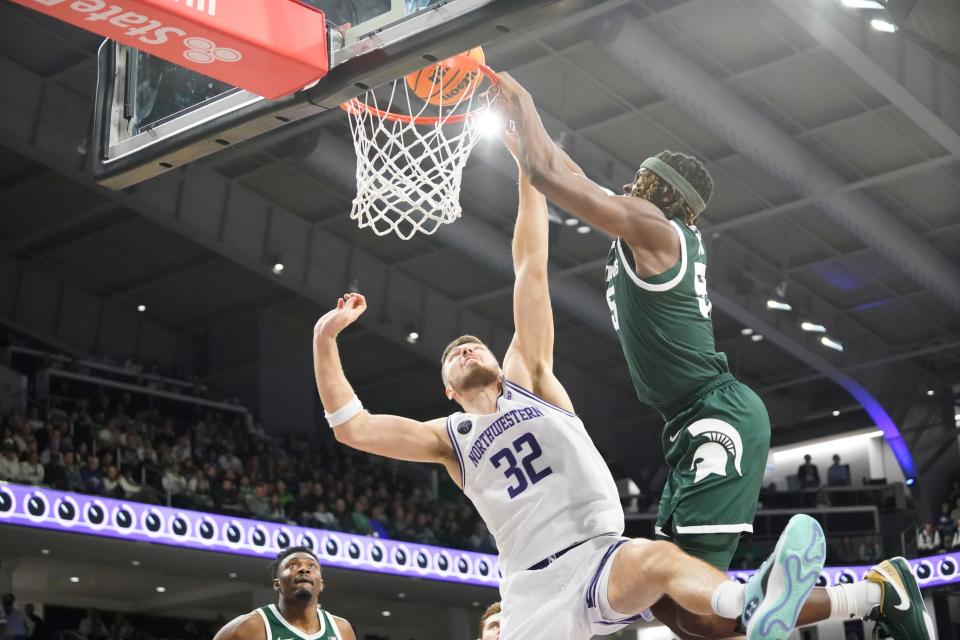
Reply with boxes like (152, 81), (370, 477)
(493, 71), (933, 640)
(213, 547), (355, 640)
(313, 159), (826, 639)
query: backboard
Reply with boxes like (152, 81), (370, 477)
(87, 0), (592, 189)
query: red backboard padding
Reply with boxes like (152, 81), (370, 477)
(13, 0), (328, 100)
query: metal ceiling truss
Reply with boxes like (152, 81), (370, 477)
(772, 0), (960, 160)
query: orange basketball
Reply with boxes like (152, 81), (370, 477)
(405, 47), (486, 107)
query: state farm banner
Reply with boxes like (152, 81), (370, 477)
(13, 0), (328, 99)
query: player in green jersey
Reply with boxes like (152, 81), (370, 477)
(494, 71), (933, 640)
(213, 547), (355, 640)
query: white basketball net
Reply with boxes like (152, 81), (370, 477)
(343, 66), (495, 240)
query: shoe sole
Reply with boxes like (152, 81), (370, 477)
(747, 515), (826, 640)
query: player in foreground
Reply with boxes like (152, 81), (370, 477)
(213, 547), (355, 640)
(492, 70), (933, 640)
(313, 164), (826, 639)
(479, 602), (501, 640)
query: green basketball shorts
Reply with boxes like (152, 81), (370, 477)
(655, 374), (771, 570)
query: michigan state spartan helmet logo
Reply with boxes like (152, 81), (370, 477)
(687, 419), (743, 484)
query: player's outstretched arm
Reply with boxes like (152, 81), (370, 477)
(495, 72), (676, 257)
(500, 134), (573, 412)
(313, 294), (457, 474)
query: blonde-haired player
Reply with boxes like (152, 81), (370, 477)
(313, 160), (824, 639)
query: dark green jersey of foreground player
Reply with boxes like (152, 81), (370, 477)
(605, 220), (729, 418)
(256, 605), (342, 640)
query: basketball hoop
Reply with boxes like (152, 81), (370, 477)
(341, 55), (499, 240)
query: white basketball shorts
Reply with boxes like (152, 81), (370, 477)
(499, 535), (654, 639)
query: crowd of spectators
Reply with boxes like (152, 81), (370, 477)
(0, 393), (496, 555)
(0, 594), (43, 640)
(796, 453), (852, 489)
(916, 479), (960, 555)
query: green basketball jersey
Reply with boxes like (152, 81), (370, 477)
(605, 220), (730, 418)
(255, 604), (342, 640)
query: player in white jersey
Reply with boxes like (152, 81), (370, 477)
(312, 165), (826, 639)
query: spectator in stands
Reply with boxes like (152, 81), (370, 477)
(826, 454), (851, 487)
(63, 451), (84, 492)
(77, 609), (109, 640)
(216, 477), (243, 513)
(217, 444), (243, 475)
(26, 407), (44, 432)
(110, 613), (133, 640)
(162, 464), (189, 507)
(349, 498), (373, 535)
(937, 501), (955, 543)
(245, 483), (272, 520)
(917, 521), (941, 555)
(80, 456), (105, 495)
(950, 497), (960, 521)
(0, 440), (20, 481)
(22, 604), (43, 640)
(1, 593), (30, 640)
(17, 452), (43, 485)
(857, 534), (882, 564)
(797, 454), (820, 489)
(310, 501), (337, 530)
(948, 519), (960, 551)
(45, 451), (66, 488)
(834, 535), (856, 563)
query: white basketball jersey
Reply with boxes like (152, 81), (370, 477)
(446, 379), (624, 576)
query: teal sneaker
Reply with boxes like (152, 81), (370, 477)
(741, 514), (826, 640)
(864, 557), (934, 639)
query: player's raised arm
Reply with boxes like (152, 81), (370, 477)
(500, 133), (574, 412)
(312, 294), (457, 476)
(495, 72), (676, 258)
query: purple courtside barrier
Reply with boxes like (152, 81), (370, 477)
(2, 483), (956, 589)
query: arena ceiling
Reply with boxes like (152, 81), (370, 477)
(1, 0), (959, 486)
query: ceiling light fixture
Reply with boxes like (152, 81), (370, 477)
(131, 560), (141, 567)
(820, 336), (844, 352)
(156, 586), (166, 593)
(137, 304), (146, 312)
(751, 334), (764, 342)
(70, 577), (80, 583)
(41, 549), (50, 555)
(870, 18), (897, 32)
(228, 572), (237, 579)
(564, 218), (580, 227)
(766, 299), (792, 311)
(841, 0), (884, 9)
(832, 410), (841, 417)
(740, 328), (754, 336)
(576, 225), (591, 234)
(800, 321), (826, 333)
(406, 331), (420, 345)
(272, 262), (285, 274)
(926, 389), (935, 397)
(381, 611), (391, 617)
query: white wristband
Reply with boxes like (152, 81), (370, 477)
(325, 395), (364, 427)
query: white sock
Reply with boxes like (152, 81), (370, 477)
(711, 580), (745, 619)
(826, 581), (883, 620)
